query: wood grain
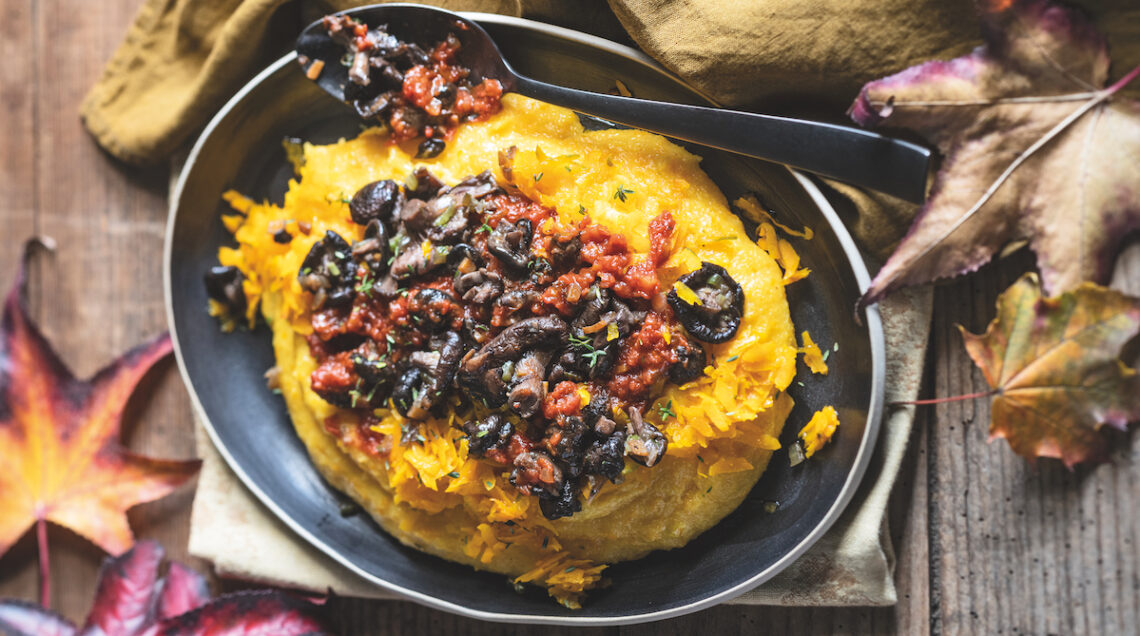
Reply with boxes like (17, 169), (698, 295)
(927, 249), (1140, 636)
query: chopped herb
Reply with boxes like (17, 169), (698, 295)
(706, 486), (713, 494)
(476, 223), (493, 234)
(578, 204), (586, 215)
(833, 342), (839, 352)
(613, 184), (634, 202)
(533, 172), (543, 182)
(657, 400), (676, 420)
(726, 355), (739, 362)
(822, 349), (831, 362)
(434, 203), (456, 227)
(340, 52), (353, 66)
(564, 566), (577, 573)
(570, 333), (606, 369)
(326, 262), (341, 277)
(709, 235), (737, 242)
(476, 429), (490, 438)
(697, 454), (705, 463)
(447, 471), (460, 479)
(356, 273), (375, 296)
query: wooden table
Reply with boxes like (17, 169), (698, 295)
(1, 1), (1137, 633)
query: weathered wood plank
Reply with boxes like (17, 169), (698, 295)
(927, 250), (1140, 635)
(0, 0), (40, 611)
(892, 405), (932, 636)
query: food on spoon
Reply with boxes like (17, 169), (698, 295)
(300, 14), (503, 159)
(210, 16), (813, 609)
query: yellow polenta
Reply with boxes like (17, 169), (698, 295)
(218, 94), (799, 606)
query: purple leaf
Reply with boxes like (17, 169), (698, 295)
(154, 590), (332, 636)
(848, 0), (1140, 307)
(156, 562), (211, 620)
(0, 599), (76, 636)
(78, 540), (164, 636)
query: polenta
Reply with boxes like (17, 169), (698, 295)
(209, 94), (801, 607)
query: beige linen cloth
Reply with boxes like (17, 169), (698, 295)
(81, 0), (1138, 607)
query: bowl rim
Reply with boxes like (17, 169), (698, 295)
(163, 12), (885, 625)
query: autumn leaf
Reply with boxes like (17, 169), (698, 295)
(849, 0), (1140, 307)
(0, 242), (201, 601)
(0, 541), (333, 636)
(958, 273), (1140, 467)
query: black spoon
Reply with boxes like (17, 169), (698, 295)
(297, 3), (931, 203)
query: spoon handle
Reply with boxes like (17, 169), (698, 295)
(514, 76), (931, 204)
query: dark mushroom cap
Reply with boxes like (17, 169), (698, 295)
(486, 218), (532, 272)
(297, 231), (357, 309)
(463, 413), (514, 458)
(393, 332), (464, 419)
(666, 261), (744, 344)
(349, 179), (403, 226)
(204, 265), (247, 317)
(407, 287), (459, 331)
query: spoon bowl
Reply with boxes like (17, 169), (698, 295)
(296, 3), (932, 203)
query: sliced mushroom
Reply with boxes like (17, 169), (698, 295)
(392, 332), (464, 419)
(396, 198), (433, 233)
(666, 262), (744, 343)
(454, 270), (502, 305)
(456, 316), (569, 408)
(493, 288), (540, 319)
(405, 167), (444, 200)
(625, 407), (668, 467)
(297, 231), (357, 309)
(486, 218), (532, 272)
(389, 237), (446, 279)
(407, 287), (459, 331)
(447, 170), (500, 200)
(462, 413), (514, 458)
(506, 351), (551, 418)
(351, 219), (390, 271)
(425, 195), (474, 244)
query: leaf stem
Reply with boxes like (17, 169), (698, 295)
(1106, 63), (1140, 95)
(892, 389), (998, 406)
(37, 516), (50, 609)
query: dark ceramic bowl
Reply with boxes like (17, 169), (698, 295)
(164, 13), (884, 625)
